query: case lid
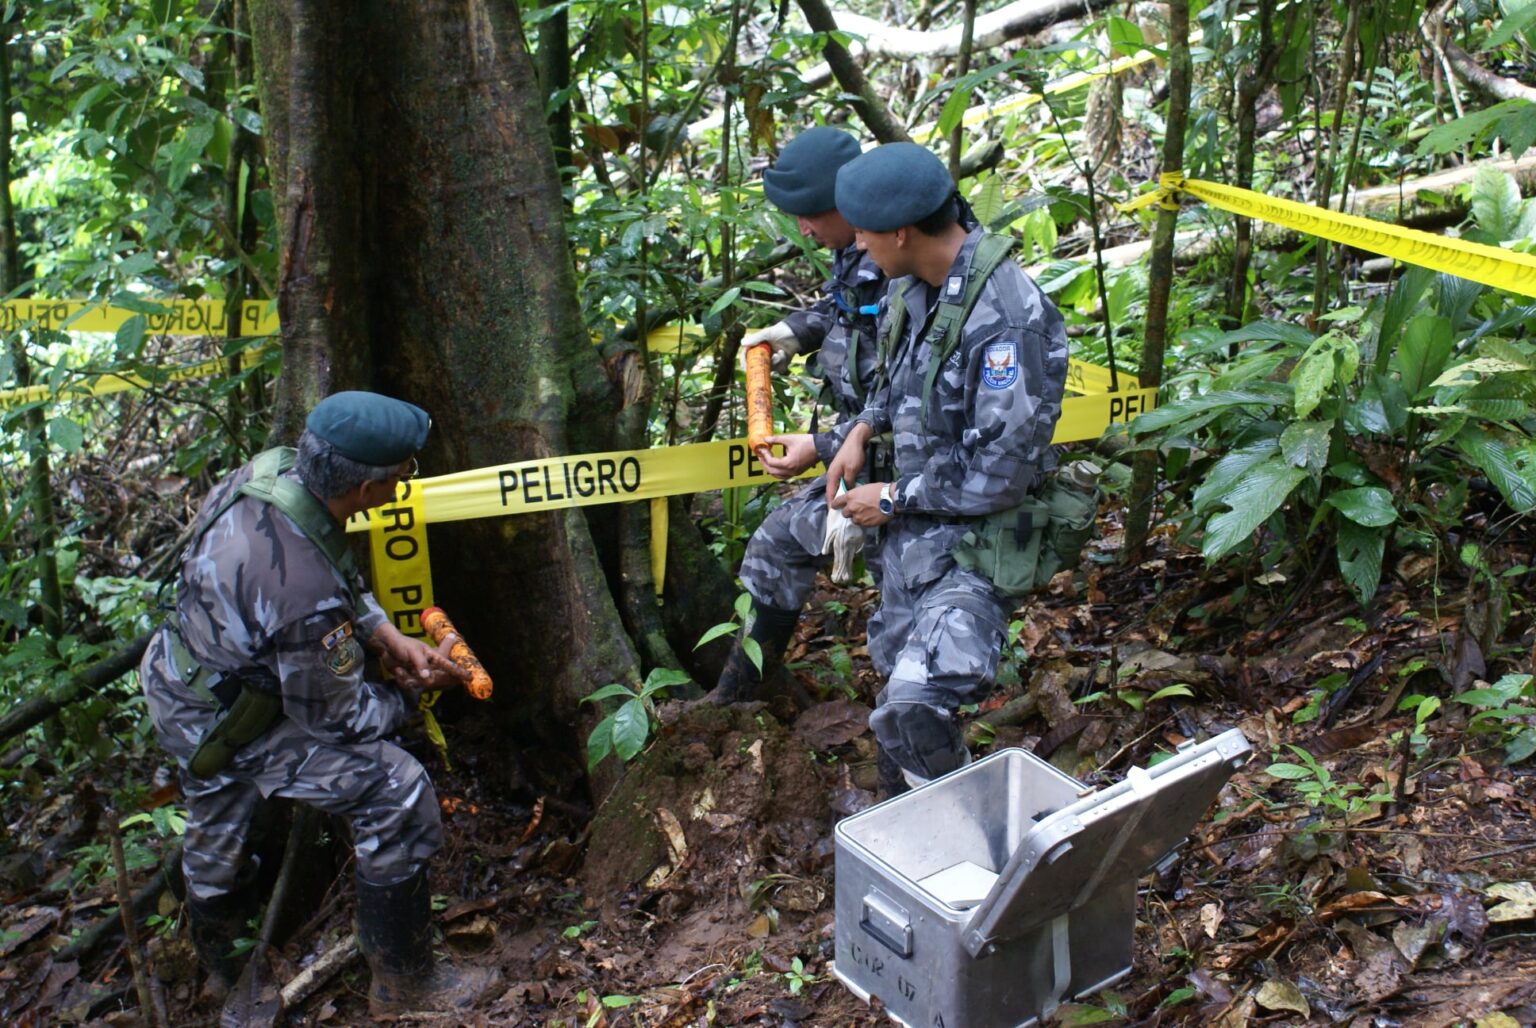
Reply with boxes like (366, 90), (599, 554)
(962, 728), (1251, 957)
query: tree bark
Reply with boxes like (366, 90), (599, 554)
(246, 0), (652, 773)
(1123, 0), (1189, 563)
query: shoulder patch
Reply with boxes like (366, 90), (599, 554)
(322, 620), (363, 676)
(981, 340), (1020, 389)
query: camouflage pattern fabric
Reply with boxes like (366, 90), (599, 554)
(139, 461), (440, 899)
(740, 245), (886, 611)
(858, 227), (1069, 778)
(781, 244), (886, 465)
(738, 473), (884, 610)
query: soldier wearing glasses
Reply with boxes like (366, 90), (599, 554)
(711, 126), (889, 704)
(138, 391), (498, 1016)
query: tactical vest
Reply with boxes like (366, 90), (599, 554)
(876, 233), (1100, 598)
(164, 447), (363, 776)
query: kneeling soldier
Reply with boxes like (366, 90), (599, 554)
(138, 391), (499, 1016)
(827, 144), (1069, 793)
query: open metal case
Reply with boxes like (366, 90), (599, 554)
(832, 729), (1251, 1028)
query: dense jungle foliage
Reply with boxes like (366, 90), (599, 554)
(4, 0), (1536, 1024)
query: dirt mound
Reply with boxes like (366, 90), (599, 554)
(582, 702), (833, 936)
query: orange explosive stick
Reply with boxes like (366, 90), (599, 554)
(420, 607), (493, 700)
(745, 341), (774, 460)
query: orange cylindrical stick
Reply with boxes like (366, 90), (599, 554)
(420, 607), (493, 700)
(745, 341), (774, 459)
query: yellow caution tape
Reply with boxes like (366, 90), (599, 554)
(417, 690), (451, 769)
(1121, 173), (1536, 297)
(1, 299), (278, 337)
(915, 50), (1159, 145)
(0, 343), (277, 411)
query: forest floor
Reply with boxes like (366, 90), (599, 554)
(4, 515), (1536, 1027)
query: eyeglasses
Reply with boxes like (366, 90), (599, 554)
(382, 456), (418, 484)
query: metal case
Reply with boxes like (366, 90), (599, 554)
(833, 729), (1251, 1028)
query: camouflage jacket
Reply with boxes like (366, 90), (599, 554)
(139, 461), (406, 762)
(782, 243), (886, 464)
(857, 226), (1069, 519)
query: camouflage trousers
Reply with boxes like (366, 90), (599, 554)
(868, 520), (1009, 780)
(739, 474), (880, 611)
(174, 720), (442, 901)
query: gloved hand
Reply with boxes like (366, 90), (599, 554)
(742, 321), (799, 373)
(823, 482), (866, 584)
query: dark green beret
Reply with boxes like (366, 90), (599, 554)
(306, 391), (430, 466)
(762, 126), (863, 216)
(835, 143), (955, 232)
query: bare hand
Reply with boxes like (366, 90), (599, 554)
(371, 623), (468, 689)
(824, 424), (873, 504)
(831, 482), (891, 527)
(759, 434), (818, 479)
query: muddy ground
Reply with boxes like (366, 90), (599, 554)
(4, 524), (1536, 1027)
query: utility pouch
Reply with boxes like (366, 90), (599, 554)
(187, 675), (283, 779)
(954, 460), (1101, 598)
(954, 498), (1050, 598)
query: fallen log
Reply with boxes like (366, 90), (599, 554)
(0, 631), (153, 747)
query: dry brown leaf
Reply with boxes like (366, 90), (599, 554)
(1201, 902), (1225, 939)
(1255, 977), (1310, 1018)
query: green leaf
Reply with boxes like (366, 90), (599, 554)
(707, 286), (741, 316)
(1128, 388), (1289, 437)
(1486, 5), (1536, 48)
(1148, 684), (1195, 702)
(586, 719), (615, 771)
(610, 699), (652, 761)
(742, 637), (764, 675)
(1201, 459), (1309, 560)
(1266, 762), (1314, 780)
(1106, 15), (1146, 56)
(969, 176), (1005, 227)
(1456, 425), (1536, 511)
(641, 667), (692, 697)
(114, 314), (147, 359)
(1397, 315), (1454, 399)
(1326, 486), (1397, 527)
(1192, 440), (1280, 514)
(582, 682), (637, 705)
(936, 84), (974, 137)
(48, 416), (84, 453)
(1337, 521), (1385, 606)
(1280, 420), (1332, 470)
(1470, 167), (1524, 241)
(695, 622), (739, 648)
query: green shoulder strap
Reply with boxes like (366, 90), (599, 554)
(182, 447), (362, 608)
(236, 448), (363, 606)
(920, 233), (1018, 420)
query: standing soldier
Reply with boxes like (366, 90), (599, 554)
(826, 144), (1069, 793)
(710, 126), (889, 703)
(138, 392), (499, 1016)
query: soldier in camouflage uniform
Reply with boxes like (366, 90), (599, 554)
(139, 392), (498, 1015)
(826, 144), (1068, 789)
(710, 126), (888, 703)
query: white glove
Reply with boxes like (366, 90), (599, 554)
(742, 321), (799, 373)
(822, 483), (866, 584)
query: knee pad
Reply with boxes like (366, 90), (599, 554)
(870, 698), (966, 782)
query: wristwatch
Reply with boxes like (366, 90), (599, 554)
(878, 483), (897, 516)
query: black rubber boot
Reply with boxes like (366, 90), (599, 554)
(876, 744), (911, 802)
(355, 868), (500, 1019)
(705, 603), (800, 705)
(186, 889), (257, 1000)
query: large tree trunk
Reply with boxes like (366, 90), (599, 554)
(247, 0), (653, 780)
